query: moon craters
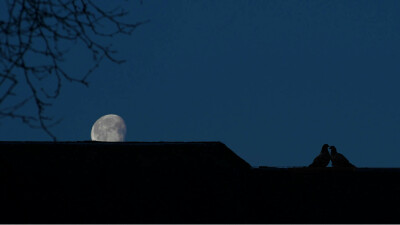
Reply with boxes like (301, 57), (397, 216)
(91, 114), (127, 142)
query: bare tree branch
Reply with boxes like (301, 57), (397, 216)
(0, 0), (148, 141)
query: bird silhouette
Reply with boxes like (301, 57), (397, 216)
(309, 144), (331, 167)
(329, 146), (356, 168)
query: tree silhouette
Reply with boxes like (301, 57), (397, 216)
(0, 0), (148, 140)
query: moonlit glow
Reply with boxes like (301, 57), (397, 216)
(91, 114), (127, 142)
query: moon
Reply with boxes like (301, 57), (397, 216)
(91, 114), (127, 142)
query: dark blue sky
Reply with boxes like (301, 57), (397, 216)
(2, 0), (400, 168)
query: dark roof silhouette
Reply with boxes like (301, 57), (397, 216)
(0, 141), (398, 223)
(0, 141), (250, 170)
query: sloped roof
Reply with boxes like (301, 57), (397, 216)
(0, 141), (251, 170)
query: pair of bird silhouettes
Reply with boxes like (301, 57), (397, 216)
(309, 144), (356, 168)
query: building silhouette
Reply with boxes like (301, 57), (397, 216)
(0, 141), (399, 223)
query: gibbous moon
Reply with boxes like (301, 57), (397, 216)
(91, 114), (127, 142)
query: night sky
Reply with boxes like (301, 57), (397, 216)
(2, 0), (400, 168)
